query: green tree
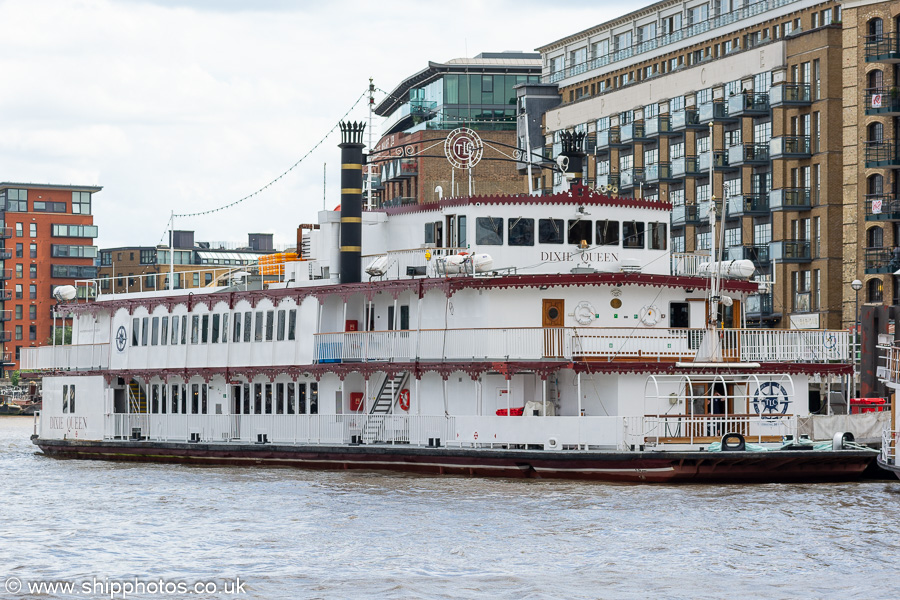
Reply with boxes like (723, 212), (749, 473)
(46, 326), (72, 345)
(9, 370), (19, 386)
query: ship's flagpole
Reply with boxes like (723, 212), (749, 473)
(169, 210), (175, 292)
(367, 77), (374, 210)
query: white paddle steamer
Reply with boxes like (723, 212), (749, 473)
(28, 124), (872, 482)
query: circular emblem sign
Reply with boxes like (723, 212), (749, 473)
(115, 325), (128, 353)
(444, 128), (483, 169)
(752, 382), (790, 419)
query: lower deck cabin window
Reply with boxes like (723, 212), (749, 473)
(508, 218), (534, 246)
(623, 221), (645, 248)
(539, 219), (564, 244)
(597, 220), (619, 245)
(650, 222), (668, 250)
(568, 220), (592, 246)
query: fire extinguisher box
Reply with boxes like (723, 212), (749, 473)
(345, 320), (358, 331)
(350, 392), (364, 412)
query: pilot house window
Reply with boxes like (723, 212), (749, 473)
(538, 219), (564, 244)
(475, 217), (503, 245)
(508, 218), (534, 246)
(596, 220), (619, 245)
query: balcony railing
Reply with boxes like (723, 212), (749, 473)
(865, 32), (900, 63)
(672, 155), (704, 177)
(671, 109), (700, 130)
(727, 143), (769, 166)
(0, 227), (12, 239)
(597, 127), (624, 150)
(645, 115), (673, 137)
(769, 83), (812, 106)
(727, 193), (769, 216)
(865, 194), (900, 220)
(742, 245), (770, 266)
(865, 88), (900, 115)
(865, 248), (900, 274)
(671, 252), (711, 276)
(620, 168), (645, 188)
(770, 240), (811, 262)
(621, 121), (649, 143)
(698, 100), (733, 123)
(745, 293), (775, 317)
(312, 327), (849, 364)
(770, 136), (811, 159)
(865, 140), (900, 168)
(726, 92), (770, 116)
(0, 269), (12, 281)
(770, 188), (811, 211)
(644, 162), (677, 183)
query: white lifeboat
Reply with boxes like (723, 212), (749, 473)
(698, 259), (755, 280)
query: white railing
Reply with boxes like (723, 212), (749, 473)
(104, 413), (456, 446)
(671, 252), (711, 276)
(21, 343), (110, 371)
(880, 343), (900, 386)
(641, 414), (798, 445)
(101, 412), (803, 451)
(882, 428), (899, 465)
(315, 327), (851, 364)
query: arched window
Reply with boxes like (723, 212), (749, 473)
(868, 278), (883, 303)
(868, 18), (883, 39)
(868, 174), (884, 197)
(867, 225), (884, 248)
(867, 69), (883, 91)
(868, 122), (884, 142)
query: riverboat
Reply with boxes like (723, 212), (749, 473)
(27, 124), (874, 482)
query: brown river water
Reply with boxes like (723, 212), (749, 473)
(2, 417), (899, 599)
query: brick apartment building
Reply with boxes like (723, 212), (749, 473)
(527, 0), (859, 330)
(0, 183), (100, 373)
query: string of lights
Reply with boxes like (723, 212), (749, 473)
(152, 88), (370, 246)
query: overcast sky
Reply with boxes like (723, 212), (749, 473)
(0, 0), (628, 249)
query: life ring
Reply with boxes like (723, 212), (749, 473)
(641, 305), (659, 326)
(398, 389), (410, 411)
(574, 300), (595, 325)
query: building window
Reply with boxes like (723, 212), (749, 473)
(29, 284), (36, 299)
(30, 243), (37, 258)
(33, 201), (66, 212)
(15, 264), (22, 278)
(868, 279), (884, 303)
(15, 223), (22, 237)
(29, 305), (36, 319)
(29, 223), (36, 237)
(14, 305), (22, 319)
(193, 273), (200, 287)
(15, 325), (21, 340)
(29, 325), (36, 341)
(51, 224), (99, 238)
(72, 191), (91, 214)
(29, 264), (36, 279)
(14, 243), (22, 258)
(15, 284), (22, 299)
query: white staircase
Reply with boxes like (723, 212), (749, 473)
(361, 372), (409, 443)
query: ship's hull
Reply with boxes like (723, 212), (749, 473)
(33, 438), (875, 484)
(876, 456), (900, 480)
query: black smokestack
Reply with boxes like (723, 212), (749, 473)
(559, 131), (586, 186)
(339, 121), (366, 284)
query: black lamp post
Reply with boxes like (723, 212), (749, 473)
(851, 279), (863, 399)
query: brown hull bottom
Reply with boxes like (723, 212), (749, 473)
(33, 438), (875, 484)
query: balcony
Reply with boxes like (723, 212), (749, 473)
(770, 188), (811, 211)
(596, 173), (621, 191)
(621, 121), (651, 143)
(866, 194), (900, 221)
(0, 352), (13, 366)
(672, 155), (703, 177)
(865, 88), (900, 115)
(620, 168), (645, 189)
(865, 32), (900, 63)
(0, 268), (11, 281)
(770, 240), (811, 263)
(0, 309), (10, 321)
(713, 150), (729, 169)
(584, 133), (597, 154)
(745, 293), (776, 318)
(727, 143), (769, 167)
(671, 109), (701, 131)
(645, 115), (675, 137)
(865, 140), (900, 168)
(596, 127), (627, 152)
(0, 227), (11, 239)
(769, 136), (811, 160)
(672, 204), (704, 227)
(741, 245), (770, 267)
(698, 100), (736, 123)
(726, 92), (770, 117)
(727, 193), (769, 216)
(0, 289), (10, 301)
(769, 84), (812, 107)
(865, 248), (900, 274)
(644, 162), (678, 183)
(0, 331), (11, 343)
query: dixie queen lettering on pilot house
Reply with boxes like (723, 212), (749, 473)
(541, 252), (619, 262)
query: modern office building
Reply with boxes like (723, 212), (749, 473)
(99, 231), (278, 294)
(530, 0), (850, 330)
(369, 52), (543, 207)
(0, 182), (100, 373)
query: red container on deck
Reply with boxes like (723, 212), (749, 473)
(849, 398), (886, 414)
(350, 392), (364, 412)
(496, 407), (524, 416)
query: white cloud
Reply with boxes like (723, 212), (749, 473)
(0, 0), (628, 248)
